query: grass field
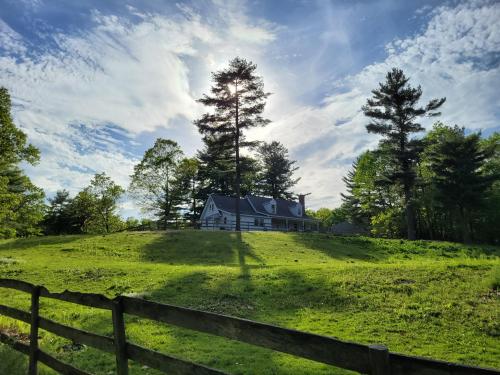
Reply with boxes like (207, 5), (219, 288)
(0, 231), (499, 374)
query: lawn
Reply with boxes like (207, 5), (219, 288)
(0, 231), (498, 374)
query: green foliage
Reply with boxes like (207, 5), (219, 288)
(173, 157), (201, 224)
(342, 122), (499, 244)
(129, 138), (184, 228)
(370, 207), (404, 238)
(0, 87), (39, 165)
(0, 165), (45, 238)
(84, 173), (124, 234)
(256, 141), (299, 199)
(425, 125), (495, 242)
(0, 87), (45, 238)
(0, 231), (498, 374)
(306, 206), (348, 229)
(362, 68), (445, 240)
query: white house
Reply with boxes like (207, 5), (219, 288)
(200, 194), (319, 231)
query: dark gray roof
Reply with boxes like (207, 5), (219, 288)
(210, 194), (316, 220)
(210, 195), (266, 216)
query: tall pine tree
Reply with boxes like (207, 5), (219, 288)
(362, 68), (445, 240)
(195, 57), (270, 231)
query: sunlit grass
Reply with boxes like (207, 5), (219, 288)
(0, 231), (498, 374)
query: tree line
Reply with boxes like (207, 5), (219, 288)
(311, 69), (499, 244)
(1, 62), (498, 243)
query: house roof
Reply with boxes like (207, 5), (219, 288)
(209, 194), (316, 220)
(210, 194), (266, 217)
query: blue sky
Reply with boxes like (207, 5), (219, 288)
(1, 0), (499, 217)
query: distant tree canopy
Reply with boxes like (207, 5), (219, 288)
(43, 173), (125, 235)
(341, 121), (499, 243)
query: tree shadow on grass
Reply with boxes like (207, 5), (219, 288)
(286, 233), (390, 262)
(0, 234), (89, 252)
(140, 230), (264, 267)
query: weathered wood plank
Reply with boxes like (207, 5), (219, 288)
(38, 349), (92, 375)
(28, 285), (41, 375)
(39, 286), (113, 310)
(0, 278), (34, 293)
(39, 316), (115, 353)
(121, 296), (371, 373)
(0, 331), (30, 354)
(127, 343), (229, 375)
(0, 332), (91, 375)
(390, 352), (500, 375)
(0, 304), (30, 323)
(112, 299), (129, 375)
(369, 344), (390, 375)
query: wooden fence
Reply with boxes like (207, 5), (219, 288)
(0, 279), (498, 375)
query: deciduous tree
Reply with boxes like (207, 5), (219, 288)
(129, 138), (183, 228)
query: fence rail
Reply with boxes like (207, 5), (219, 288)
(0, 278), (498, 375)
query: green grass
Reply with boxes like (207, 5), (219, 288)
(0, 231), (499, 374)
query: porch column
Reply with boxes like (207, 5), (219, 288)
(286, 219), (288, 232)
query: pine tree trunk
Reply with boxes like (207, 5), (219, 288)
(459, 206), (471, 243)
(235, 82), (241, 231)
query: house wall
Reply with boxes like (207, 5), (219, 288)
(202, 212), (272, 231)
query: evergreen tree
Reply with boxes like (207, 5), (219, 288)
(0, 87), (44, 238)
(256, 141), (299, 199)
(43, 190), (74, 234)
(428, 125), (495, 243)
(129, 138), (184, 228)
(0, 165), (45, 237)
(173, 157), (200, 226)
(196, 134), (235, 199)
(362, 68), (445, 240)
(0, 87), (39, 165)
(195, 57), (270, 230)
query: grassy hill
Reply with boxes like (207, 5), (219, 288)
(0, 231), (498, 374)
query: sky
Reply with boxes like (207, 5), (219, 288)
(0, 0), (499, 217)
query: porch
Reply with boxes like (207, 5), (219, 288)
(271, 218), (319, 232)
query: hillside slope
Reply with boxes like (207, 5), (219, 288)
(0, 231), (499, 374)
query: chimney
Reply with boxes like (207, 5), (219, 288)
(298, 194), (305, 210)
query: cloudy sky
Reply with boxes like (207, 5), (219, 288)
(1, 0), (499, 217)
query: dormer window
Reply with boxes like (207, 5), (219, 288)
(271, 203), (276, 214)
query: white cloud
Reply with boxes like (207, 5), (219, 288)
(0, 1), (277, 208)
(1, 0), (499, 216)
(253, 0), (500, 209)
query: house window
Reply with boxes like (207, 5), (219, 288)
(297, 204), (302, 216)
(254, 218), (264, 227)
(224, 217), (227, 224)
(271, 204), (276, 214)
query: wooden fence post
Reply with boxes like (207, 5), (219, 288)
(28, 286), (41, 375)
(112, 298), (128, 375)
(369, 344), (390, 375)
